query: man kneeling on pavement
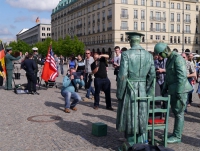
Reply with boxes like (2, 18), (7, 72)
(61, 68), (85, 113)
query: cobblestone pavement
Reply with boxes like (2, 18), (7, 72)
(0, 67), (200, 151)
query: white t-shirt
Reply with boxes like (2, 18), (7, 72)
(114, 54), (121, 66)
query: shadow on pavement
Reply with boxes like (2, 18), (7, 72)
(82, 113), (116, 124)
(55, 119), (122, 150)
(45, 101), (64, 111)
(181, 134), (200, 147)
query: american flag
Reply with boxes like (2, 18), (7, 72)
(41, 45), (58, 81)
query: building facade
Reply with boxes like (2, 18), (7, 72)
(51, 0), (200, 58)
(16, 24), (51, 45)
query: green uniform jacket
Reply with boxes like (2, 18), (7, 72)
(5, 53), (21, 70)
(164, 51), (193, 94)
(116, 47), (156, 135)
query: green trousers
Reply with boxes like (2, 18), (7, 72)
(170, 93), (187, 139)
(5, 69), (13, 90)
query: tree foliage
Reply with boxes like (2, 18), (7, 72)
(7, 36), (85, 57)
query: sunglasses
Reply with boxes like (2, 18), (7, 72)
(33, 50), (38, 52)
(85, 53), (90, 54)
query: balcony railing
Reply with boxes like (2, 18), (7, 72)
(76, 33), (82, 36)
(184, 30), (191, 33)
(107, 27), (112, 31)
(121, 26), (129, 30)
(97, 18), (100, 22)
(102, 17), (105, 21)
(76, 24), (82, 28)
(177, 19), (180, 22)
(93, 20), (95, 23)
(184, 19), (191, 23)
(150, 17), (166, 22)
(121, 14), (129, 19)
(171, 19), (174, 22)
(107, 15), (112, 20)
(149, 28), (166, 32)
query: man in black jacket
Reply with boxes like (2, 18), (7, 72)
(21, 53), (39, 95)
(91, 53), (113, 110)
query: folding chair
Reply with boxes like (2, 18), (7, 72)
(147, 95), (171, 147)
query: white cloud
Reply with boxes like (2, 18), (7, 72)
(6, 0), (59, 11)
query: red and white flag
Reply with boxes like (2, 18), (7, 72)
(41, 45), (58, 81)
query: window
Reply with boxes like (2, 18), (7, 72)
(42, 33), (45, 36)
(171, 13), (174, 21)
(177, 3), (180, 9)
(109, 0), (112, 4)
(186, 25), (190, 33)
(156, 1), (161, 7)
(171, 24), (174, 32)
(141, 22), (145, 30)
(102, 1), (106, 7)
(156, 35), (160, 40)
(97, 3), (100, 9)
(171, 3), (174, 9)
(178, 36), (180, 43)
(121, 9), (128, 18)
(196, 15), (199, 23)
(120, 34), (124, 41)
(186, 4), (190, 10)
(93, 5), (95, 10)
(121, 0), (127, 4)
(134, 0), (138, 5)
(163, 2), (166, 8)
(141, 10), (145, 19)
(156, 12), (161, 20)
(197, 6), (199, 11)
(150, 35), (153, 39)
(196, 37), (198, 44)
(151, 0), (153, 6)
(188, 37), (191, 44)
(196, 26), (198, 33)
(134, 21), (138, 30)
(185, 14), (190, 22)
(141, 0), (145, 6)
(47, 28), (51, 31)
(150, 11), (153, 18)
(42, 27), (45, 30)
(170, 36), (173, 43)
(177, 24), (180, 32)
(156, 23), (160, 31)
(185, 37), (187, 44)
(163, 23), (165, 31)
(177, 14), (180, 22)
(174, 36), (177, 43)
(134, 10), (138, 18)
(150, 23), (153, 29)
(121, 21), (128, 29)
(163, 36), (165, 40)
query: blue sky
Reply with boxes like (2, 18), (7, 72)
(0, 0), (60, 43)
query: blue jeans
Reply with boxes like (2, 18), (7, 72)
(85, 73), (95, 98)
(61, 90), (81, 109)
(60, 64), (64, 75)
(94, 78), (111, 108)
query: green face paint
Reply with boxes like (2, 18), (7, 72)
(159, 52), (167, 58)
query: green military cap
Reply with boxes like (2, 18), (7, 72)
(125, 32), (145, 37)
(6, 47), (12, 51)
(154, 42), (167, 55)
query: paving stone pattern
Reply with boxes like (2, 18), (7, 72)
(0, 67), (200, 151)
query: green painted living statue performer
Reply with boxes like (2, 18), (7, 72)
(154, 42), (193, 144)
(116, 32), (156, 149)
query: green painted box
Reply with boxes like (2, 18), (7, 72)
(92, 122), (107, 137)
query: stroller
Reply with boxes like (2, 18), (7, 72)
(44, 80), (57, 89)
